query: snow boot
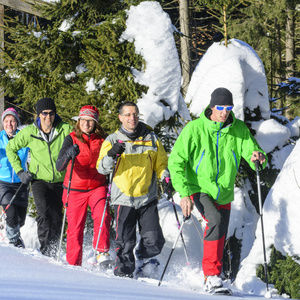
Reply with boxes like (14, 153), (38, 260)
(204, 275), (232, 295)
(96, 252), (113, 269)
(96, 252), (111, 264)
(204, 275), (223, 291)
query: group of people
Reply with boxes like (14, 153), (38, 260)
(0, 87), (267, 292)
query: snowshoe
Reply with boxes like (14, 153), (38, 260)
(113, 267), (134, 278)
(9, 237), (25, 248)
(209, 287), (233, 296)
(135, 258), (160, 278)
(98, 259), (114, 270)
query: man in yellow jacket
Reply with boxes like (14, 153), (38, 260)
(97, 102), (168, 278)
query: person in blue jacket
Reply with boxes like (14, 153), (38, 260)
(0, 108), (29, 248)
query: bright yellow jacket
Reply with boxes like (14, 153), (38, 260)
(97, 123), (168, 209)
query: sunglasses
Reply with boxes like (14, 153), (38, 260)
(121, 113), (139, 118)
(41, 111), (55, 116)
(215, 105), (233, 111)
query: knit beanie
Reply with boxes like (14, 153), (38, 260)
(2, 107), (21, 126)
(35, 97), (56, 116)
(72, 105), (99, 122)
(209, 88), (233, 108)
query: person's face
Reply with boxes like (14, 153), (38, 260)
(118, 105), (139, 132)
(3, 115), (18, 136)
(210, 105), (233, 123)
(39, 110), (55, 132)
(79, 117), (96, 134)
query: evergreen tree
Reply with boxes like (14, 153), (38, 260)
(229, 0), (299, 118)
(0, 0), (147, 132)
(194, 0), (246, 46)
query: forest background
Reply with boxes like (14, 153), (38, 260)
(0, 0), (298, 132)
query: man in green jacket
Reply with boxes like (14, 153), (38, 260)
(6, 98), (72, 256)
(168, 87), (267, 293)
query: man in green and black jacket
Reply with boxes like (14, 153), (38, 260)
(168, 88), (267, 292)
(6, 98), (72, 256)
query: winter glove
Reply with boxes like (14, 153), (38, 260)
(17, 171), (33, 185)
(162, 177), (174, 199)
(66, 144), (80, 160)
(107, 142), (125, 158)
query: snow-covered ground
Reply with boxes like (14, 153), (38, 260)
(0, 242), (271, 300)
(0, 200), (278, 300)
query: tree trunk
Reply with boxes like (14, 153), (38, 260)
(179, 0), (190, 97)
(0, 4), (4, 130)
(285, 0), (295, 119)
(275, 18), (285, 109)
(285, 0), (295, 78)
(223, 5), (228, 47)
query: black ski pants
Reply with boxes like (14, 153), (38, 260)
(31, 180), (63, 256)
(113, 200), (165, 276)
(0, 181), (28, 227)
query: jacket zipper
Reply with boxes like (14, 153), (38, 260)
(215, 126), (222, 201)
(47, 142), (55, 181)
(196, 150), (205, 174)
(32, 130), (63, 182)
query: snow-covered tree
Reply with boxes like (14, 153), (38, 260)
(0, 0), (147, 132)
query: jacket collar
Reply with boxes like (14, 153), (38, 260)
(119, 122), (151, 141)
(202, 107), (236, 133)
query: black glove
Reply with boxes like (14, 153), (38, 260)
(162, 177), (174, 199)
(66, 144), (80, 160)
(107, 142), (125, 158)
(17, 171), (33, 185)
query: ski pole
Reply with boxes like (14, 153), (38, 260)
(57, 153), (76, 262)
(92, 149), (121, 262)
(191, 215), (203, 242)
(0, 183), (24, 228)
(255, 160), (269, 291)
(158, 216), (190, 287)
(169, 195), (189, 265)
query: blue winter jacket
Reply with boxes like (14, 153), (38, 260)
(0, 129), (29, 183)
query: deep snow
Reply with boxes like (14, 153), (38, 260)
(0, 200), (280, 300)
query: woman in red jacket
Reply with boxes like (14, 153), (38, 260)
(56, 105), (111, 266)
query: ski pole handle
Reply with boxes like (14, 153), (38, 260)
(255, 160), (260, 170)
(183, 215), (191, 222)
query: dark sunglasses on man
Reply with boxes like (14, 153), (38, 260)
(41, 111), (55, 116)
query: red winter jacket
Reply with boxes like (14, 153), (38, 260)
(62, 132), (107, 191)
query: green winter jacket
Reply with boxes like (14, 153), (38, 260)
(168, 109), (267, 205)
(6, 117), (72, 183)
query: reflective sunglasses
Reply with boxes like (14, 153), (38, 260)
(41, 111), (55, 116)
(215, 105), (233, 111)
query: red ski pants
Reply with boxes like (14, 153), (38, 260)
(62, 186), (111, 266)
(191, 193), (231, 276)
